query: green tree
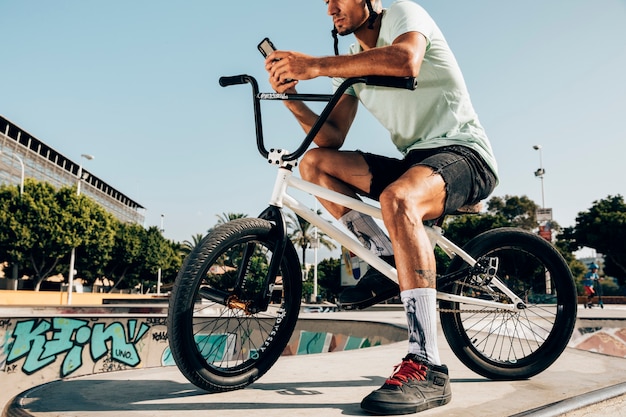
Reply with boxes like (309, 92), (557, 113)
(571, 195), (626, 285)
(443, 195), (540, 249)
(316, 257), (341, 301)
(160, 239), (184, 292)
(137, 226), (179, 292)
(485, 195), (539, 230)
(554, 228), (587, 288)
(0, 184), (29, 279)
(105, 222), (146, 291)
(9, 180), (69, 289)
(104, 223), (181, 293)
(71, 197), (116, 286)
(439, 195), (543, 273)
(0, 179), (115, 290)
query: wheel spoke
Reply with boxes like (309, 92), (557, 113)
(167, 219), (301, 391)
(439, 228), (576, 379)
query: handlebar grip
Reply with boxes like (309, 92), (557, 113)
(365, 76), (418, 90)
(219, 75), (248, 87)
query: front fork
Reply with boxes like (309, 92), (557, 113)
(225, 157), (295, 314)
(231, 205), (288, 314)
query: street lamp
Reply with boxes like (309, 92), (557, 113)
(75, 154), (94, 195)
(311, 203), (320, 301)
(312, 225), (319, 300)
(533, 145), (552, 293)
(157, 214), (164, 295)
(67, 153), (95, 305)
(533, 145), (545, 208)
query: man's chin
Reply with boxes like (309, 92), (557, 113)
(336, 27), (355, 36)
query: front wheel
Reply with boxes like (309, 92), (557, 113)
(167, 218), (302, 392)
(439, 228), (577, 380)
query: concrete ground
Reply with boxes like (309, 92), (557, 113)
(3, 306), (626, 417)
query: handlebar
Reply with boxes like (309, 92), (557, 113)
(218, 74), (417, 162)
(219, 75), (249, 87)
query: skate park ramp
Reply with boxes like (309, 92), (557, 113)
(1, 304), (626, 417)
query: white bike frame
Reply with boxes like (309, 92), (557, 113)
(266, 153), (525, 311)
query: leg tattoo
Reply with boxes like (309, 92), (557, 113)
(415, 269), (437, 288)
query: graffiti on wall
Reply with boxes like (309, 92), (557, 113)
(3, 317), (151, 378)
(0, 313), (398, 393)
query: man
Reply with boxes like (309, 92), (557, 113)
(583, 263), (599, 308)
(265, 0), (498, 414)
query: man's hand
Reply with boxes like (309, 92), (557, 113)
(266, 74), (298, 94)
(265, 50), (319, 89)
(261, 48), (357, 149)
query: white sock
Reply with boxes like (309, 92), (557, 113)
(401, 288), (441, 365)
(339, 210), (393, 256)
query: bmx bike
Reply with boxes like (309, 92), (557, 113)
(167, 74), (577, 392)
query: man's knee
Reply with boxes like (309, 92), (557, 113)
(380, 180), (443, 222)
(299, 148), (326, 181)
(380, 184), (413, 218)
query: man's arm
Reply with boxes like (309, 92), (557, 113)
(267, 32), (427, 83)
(265, 61), (359, 149)
(264, 32), (426, 148)
(281, 93), (358, 149)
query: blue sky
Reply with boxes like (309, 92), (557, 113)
(2, 1), (625, 259)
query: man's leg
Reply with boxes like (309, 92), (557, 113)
(300, 148), (401, 308)
(298, 147), (372, 218)
(380, 165), (445, 362)
(299, 148), (392, 253)
(361, 165), (451, 414)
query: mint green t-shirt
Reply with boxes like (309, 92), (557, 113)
(332, 0), (498, 181)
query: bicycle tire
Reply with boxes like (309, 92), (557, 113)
(167, 218), (302, 392)
(439, 227), (577, 380)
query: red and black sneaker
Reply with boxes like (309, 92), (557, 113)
(361, 354), (451, 415)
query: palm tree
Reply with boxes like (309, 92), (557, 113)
(286, 211), (336, 271)
(181, 233), (205, 257)
(216, 212), (248, 225)
(206, 212), (249, 235)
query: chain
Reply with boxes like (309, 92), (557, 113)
(437, 306), (514, 314)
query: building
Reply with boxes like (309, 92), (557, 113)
(0, 114), (145, 224)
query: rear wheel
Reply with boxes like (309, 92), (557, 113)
(167, 218), (302, 391)
(439, 228), (577, 380)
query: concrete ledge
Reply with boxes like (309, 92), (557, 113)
(511, 382), (626, 417)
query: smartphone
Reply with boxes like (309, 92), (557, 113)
(258, 37), (276, 58)
(258, 37), (294, 82)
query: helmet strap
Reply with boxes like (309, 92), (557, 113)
(332, 28), (340, 56)
(365, 0), (379, 29)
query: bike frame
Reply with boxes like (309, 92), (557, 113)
(219, 74), (526, 312)
(269, 163), (524, 311)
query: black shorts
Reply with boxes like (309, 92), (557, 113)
(360, 145), (497, 216)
